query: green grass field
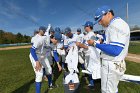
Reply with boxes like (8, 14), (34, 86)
(128, 41), (140, 54)
(0, 48), (140, 93)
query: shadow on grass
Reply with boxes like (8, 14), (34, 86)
(11, 79), (34, 93)
(44, 89), (49, 93)
(79, 76), (101, 93)
(52, 63), (62, 85)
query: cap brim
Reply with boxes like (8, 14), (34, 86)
(93, 16), (103, 25)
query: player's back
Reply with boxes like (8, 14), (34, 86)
(112, 18), (130, 61)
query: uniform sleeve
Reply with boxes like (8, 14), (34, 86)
(108, 24), (129, 48)
(53, 50), (59, 62)
(30, 47), (38, 61)
(96, 43), (123, 56)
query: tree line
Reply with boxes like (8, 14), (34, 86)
(130, 25), (140, 31)
(0, 25), (139, 44)
(0, 30), (31, 44)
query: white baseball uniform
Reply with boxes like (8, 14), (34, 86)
(64, 34), (78, 50)
(44, 29), (53, 65)
(56, 34), (66, 61)
(100, 17), (130, 93)
(83, 31), (101, 79)
(51, 34), (66, 63)
(29, 34), (52, 82)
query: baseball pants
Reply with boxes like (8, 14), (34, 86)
(101, 59), (126, 93)
(29, 54), (52, 82)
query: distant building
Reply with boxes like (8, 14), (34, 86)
(130, 30), (140, 41)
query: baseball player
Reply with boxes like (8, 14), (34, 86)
(43, 25), (53, 81)
(88, 5), (130, 93)
(76, 21), (101, 88)
(29, 26), (54, 93)
(61, 29), (67, 70)
(52, 27), (66, 70)
(50, 31), (63, 71)
(63, 27), (81, 72)
(64, 27), (77, 51)
(76, 28), (85, 70)
(76, 28), (84, 38)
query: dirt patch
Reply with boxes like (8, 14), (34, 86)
(0, 45), (140, 63)
(125, 53), (140, 63)
(0, 45), (31, 50)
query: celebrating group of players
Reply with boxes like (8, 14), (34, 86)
(29, 5), (130, 93)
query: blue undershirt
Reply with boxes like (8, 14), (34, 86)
(53, 50), (59, 62)
(30, 46), (38, 61)
(96, 43), (123, 56)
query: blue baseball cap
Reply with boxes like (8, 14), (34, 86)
(77, 28), (81, 32)
(83, 21), (93, 27)
(55, 27), (61, 33)
(39, 26), (46, 32)
(54, 32), (62, 41)
(64, 27), (71, 34)
(49, 27), (55, 33)
(94, 5), (111, 25)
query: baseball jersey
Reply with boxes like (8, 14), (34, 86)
(31, 34), (45, 54)
(83, 31), (96, 54)
(64, 34), (78, 49)
(101, 17), (130, 61)
(56, 34), (66, 49)
(41, 36), (52, 55)
(30, 34), (47, 61)
(76, 33), (84, 43)
(31, 35), (36, 44)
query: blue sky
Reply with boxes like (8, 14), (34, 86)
(0, 0), (140, 36)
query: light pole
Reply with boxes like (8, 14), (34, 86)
(126, 2), (128, 23)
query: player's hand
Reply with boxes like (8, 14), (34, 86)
(57, 63), (62, 72)
(76, 42), (80, 47)
(35, 61), (42, 71)
(87, 39), (95, 45)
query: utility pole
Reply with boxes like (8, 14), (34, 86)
(126, 2), (128, 23)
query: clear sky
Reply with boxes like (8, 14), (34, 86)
(0, 0), (140, 36)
